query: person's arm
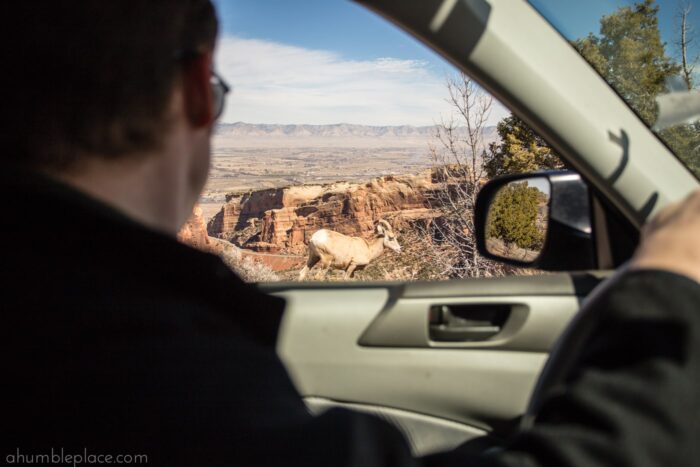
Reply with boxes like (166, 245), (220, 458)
(489, 269), (700, 467)
(630, 190), (700, 285)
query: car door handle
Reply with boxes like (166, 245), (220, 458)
(429, 324), (502, 341)
(429, 304), (511, 342)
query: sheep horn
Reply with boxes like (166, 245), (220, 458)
(376, 219), (393, 234)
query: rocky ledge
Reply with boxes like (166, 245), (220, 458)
(206, 170), (445, 255)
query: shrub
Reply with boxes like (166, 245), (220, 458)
(486, 182), (545, 250)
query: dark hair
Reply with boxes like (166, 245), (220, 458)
(0, 0), (218, 169)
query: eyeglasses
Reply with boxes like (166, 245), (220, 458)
(211, 70), (231, 120)
(174, 49), (231, 120)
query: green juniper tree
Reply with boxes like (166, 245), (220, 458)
(486, 182), (546, 251)
(574, 0), (679, 126)
(485, 114), (564, 178)
(574, 0), (699, 176)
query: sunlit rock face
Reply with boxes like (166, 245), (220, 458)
(177, 205), (210, 250)
(207, 170), (439, 254)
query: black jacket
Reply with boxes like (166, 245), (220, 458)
(2, 169), (700, 466)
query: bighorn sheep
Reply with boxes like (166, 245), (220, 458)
(298, 220), (401, 280)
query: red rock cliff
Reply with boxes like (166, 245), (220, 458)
(208, 171), (440, 254)
(177, 205), (210, 249)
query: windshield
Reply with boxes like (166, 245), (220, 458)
(530, 0), (700, 178)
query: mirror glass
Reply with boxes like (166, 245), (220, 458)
(485, 177), (551, 263)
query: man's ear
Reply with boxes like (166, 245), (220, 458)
(181, 51), (215, 128)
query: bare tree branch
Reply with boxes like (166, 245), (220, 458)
(417, 73), (505, 278)
(676, 1), (698, 90)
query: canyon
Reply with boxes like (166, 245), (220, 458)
(181, 122), (499, 279)
(206, 169), (443, 256)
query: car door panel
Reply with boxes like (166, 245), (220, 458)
(266, 273), (605, 453)
(305, 397), (489, 456)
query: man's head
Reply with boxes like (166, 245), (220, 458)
(1, 1), (221, 233)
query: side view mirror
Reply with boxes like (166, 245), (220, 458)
(475, 171), (595, 271)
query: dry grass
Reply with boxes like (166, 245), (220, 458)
(205, 237), (280, 282)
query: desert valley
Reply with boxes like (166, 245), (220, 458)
(199, 123), (497, 218)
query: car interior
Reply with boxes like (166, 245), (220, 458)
(207, 0), (700, 457)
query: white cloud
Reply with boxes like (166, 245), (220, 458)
(214, 36), (509, 126)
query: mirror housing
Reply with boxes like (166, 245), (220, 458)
(475, 171), (595, 271)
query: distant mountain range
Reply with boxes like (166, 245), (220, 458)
(216, 122), (497, 139)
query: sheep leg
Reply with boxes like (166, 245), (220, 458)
(299, 255), (320, 280)
(318, 259), (333, 280)
(344, 262), (358, 280)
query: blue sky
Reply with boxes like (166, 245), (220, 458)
(211, 0), (447, 66)
(531, 0), (699, 46)
(211, 0), (699, 126)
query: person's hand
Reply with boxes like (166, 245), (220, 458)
(631, 189), (700, 285)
